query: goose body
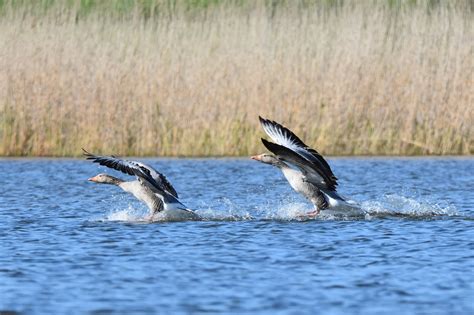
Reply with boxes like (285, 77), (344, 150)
(84, 149), (199, 221)
(280, 166), (336, 209)
(252, 117), (351, 215)
(119, 180), (163, 213)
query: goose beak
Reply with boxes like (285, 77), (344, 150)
(88, 176), (96, 182)
(251, 155), (260, 161)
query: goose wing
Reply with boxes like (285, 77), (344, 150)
(136, 177), (192, 212)
(259, 116), (338, 190)
(132, 161), (178, 198)
(259, 116), (336, 177)
(261, 139), (331, 189)
(82, 149), (178, 198)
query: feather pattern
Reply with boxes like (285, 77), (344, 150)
(82, 149), (178, 198)
(259, 116), (338, 191)
(261, 138), (326, 187)
(136, 177), (191, 212)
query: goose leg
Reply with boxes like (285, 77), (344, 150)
(296, 208), (320, 218)
(304, 190), (327, 217)
(305, 208), (320, 217)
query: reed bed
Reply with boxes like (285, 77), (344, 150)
(0, 0), (472, 156)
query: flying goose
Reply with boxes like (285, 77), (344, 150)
(252, 117), (348, 216)
(83, 149), (199, 221)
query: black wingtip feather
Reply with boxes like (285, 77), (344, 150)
(82, 150), (176, 194)
(261, 138), (281, 156)
(259, 116), (273, 128)
(258, 117), (339, 190)
(82, 148), (93, 158)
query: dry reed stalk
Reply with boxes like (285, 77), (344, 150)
(0, 1), (472, 156)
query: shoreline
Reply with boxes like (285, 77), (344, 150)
(1, 155), (472, 160)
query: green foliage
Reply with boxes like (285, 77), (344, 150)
(0, 0), (471, 19)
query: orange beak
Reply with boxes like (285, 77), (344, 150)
(251, 155), (261, 161)
(88, 176), (97, 182)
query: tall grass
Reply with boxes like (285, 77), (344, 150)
(0, 0), (472, 156)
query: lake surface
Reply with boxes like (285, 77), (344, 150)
(0, 157), (473, 315)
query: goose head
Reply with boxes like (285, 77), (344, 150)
(88, 173), (123, 185)
(251, 154), (283, 166)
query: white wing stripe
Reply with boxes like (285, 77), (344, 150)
(262, 121), (314, 163)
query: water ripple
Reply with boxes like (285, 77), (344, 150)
(0, 158), (472, 314)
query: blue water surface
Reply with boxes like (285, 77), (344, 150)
(0, 157), (473, 314)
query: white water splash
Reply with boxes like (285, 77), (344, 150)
(257, 201), (365, 221)
(196, 197), (253, 221)
(258, 201), (310, 221)
(104, 205), (148, 222)
(361, 194), (458, 218)
(98, 197), (253, 223)
(253, 193), (458, 221)
(96, 193), (458, 223)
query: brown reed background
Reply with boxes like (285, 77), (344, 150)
(0, 0), (472, 156)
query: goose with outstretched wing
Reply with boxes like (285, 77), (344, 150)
(83, 149), (199, 221)
(252, 117), (348, 216)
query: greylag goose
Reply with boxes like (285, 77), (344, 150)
(252, 117), (348, 216)
(83, 149), (199, 221)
